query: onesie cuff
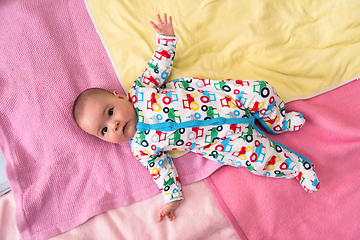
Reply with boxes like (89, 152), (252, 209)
(162, 187), (183, 204)
(156, 34), (178, 46)
(163, 194), (184, 204)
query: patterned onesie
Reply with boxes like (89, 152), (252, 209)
(129, 34), (320, 204)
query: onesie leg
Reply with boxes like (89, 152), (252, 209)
(261, 141), (320, 193)
(257, 107), (306, 134)
(243, 81), (306, 134)
(197, 79), (305, 134)
(195, 124), (319, 193)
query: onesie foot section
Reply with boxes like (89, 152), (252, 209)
(294, 159), (320, 193)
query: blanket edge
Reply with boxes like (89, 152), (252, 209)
(83, 0), (127, 92)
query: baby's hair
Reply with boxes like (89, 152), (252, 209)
(72, 88), (112, 125)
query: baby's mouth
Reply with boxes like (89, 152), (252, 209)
(122, 122), (128, 133)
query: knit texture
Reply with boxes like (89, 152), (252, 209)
(0, 1), (221, 239)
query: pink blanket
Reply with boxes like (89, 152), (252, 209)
(0, 1), (221, 239)
(1, 181), (239, 240)
(206, 79), (360, 239)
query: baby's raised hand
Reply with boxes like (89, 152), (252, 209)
(150, 13), (175, 37)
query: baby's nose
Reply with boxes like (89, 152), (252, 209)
(112, 121), (119, 131)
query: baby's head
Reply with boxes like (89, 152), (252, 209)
(73, 88), (138, 143)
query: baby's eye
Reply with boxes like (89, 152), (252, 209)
(101, 127), (108, 135)
(109, 109), (114, 117)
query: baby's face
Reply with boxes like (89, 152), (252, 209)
(77, 91), (138, 144)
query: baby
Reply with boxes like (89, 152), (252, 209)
(73, 13), (319, 222)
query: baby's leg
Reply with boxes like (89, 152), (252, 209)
(237, 80), (305, 134)
(259, 138), (320, 193)
(204, 79), (305, 134)
(196, 125), (319, 193)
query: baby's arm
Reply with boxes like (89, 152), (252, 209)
(132, 149), (183, 221)
(134, 14), (177, 88)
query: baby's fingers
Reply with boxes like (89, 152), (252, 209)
(165, 212), (175, 221)
(169, 212), (176, 221)
(158, 210), (168, 222)
(150, 21), (159, 30)
(158, 213), (164, 222)
(158, 211), (176, 222)
(157, 14), (163, 24)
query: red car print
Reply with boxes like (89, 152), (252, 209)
(154, 50), (171, 61)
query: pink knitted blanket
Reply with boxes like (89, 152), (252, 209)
(0, 1), (220, 239)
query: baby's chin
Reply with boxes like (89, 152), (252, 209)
(116, 122), (137, 143)
(126, 122), (137, 140)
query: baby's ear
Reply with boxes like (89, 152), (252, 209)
(113, 91), (128, 100)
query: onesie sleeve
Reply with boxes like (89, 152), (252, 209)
(133, 34), (177, 88)
(133, 149), (184, 204)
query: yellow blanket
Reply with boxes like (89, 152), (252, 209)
(86, 0), (360, 102)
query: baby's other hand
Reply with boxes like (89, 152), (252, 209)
(158, 200), (180, 222)
(150, 13), (175, 37)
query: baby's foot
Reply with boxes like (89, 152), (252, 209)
(271, 112), (305, 133)
(293, 158), (320, 193)
(285, 112), (305, 132)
